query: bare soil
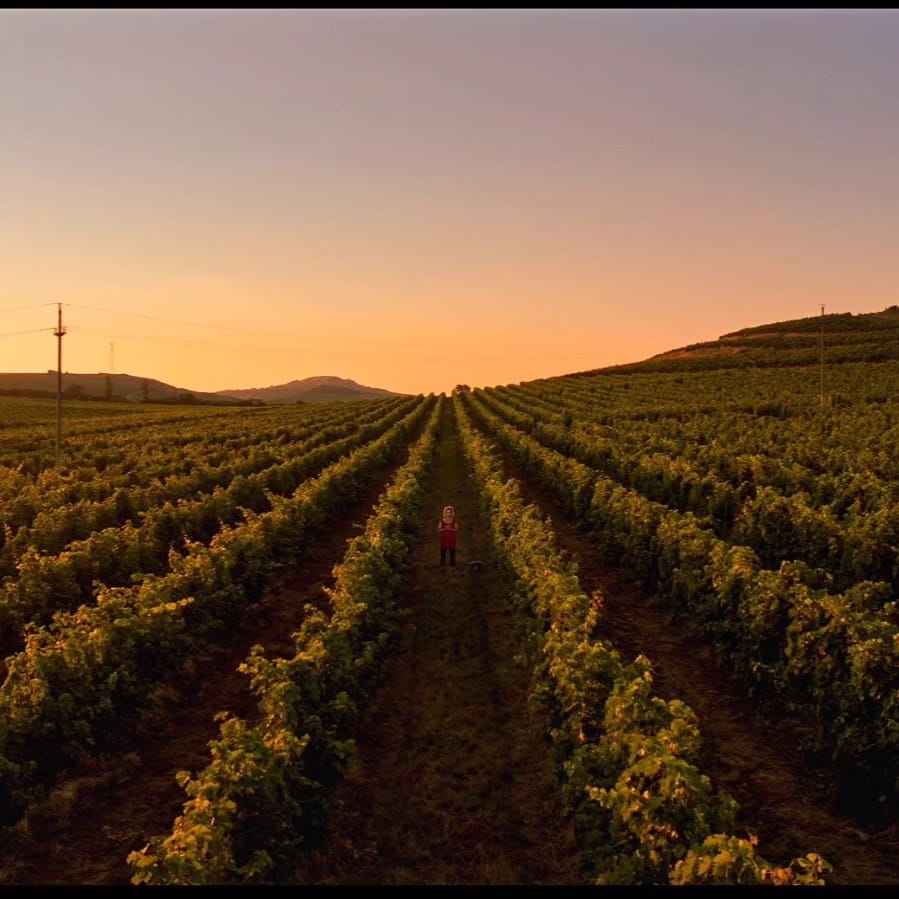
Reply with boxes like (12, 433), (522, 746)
(480, 417), (899, 887)
(290, 398), (583, 885)
(0, 399), (897, 885)
(0, 437), (416, 886)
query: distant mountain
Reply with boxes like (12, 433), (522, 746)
(0, 372), (247, 405)
(215, 375), (408, 404)
(0, 372), (408, 405)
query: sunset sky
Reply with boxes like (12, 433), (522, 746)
(3, 8), (899, 397)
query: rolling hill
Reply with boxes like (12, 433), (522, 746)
(570, 305), (899, 377)
(214, 376), (408, 404)
(0, 373), (406, 405)
(2, 307), (896, 405)
(0, 372), (245, 405)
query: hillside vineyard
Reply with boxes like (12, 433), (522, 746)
(0, 309), (898, 884)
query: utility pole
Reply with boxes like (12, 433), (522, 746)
(54, 303), (66, 466)
(819, 304), (825, 409)
(106, 342), (115, 400)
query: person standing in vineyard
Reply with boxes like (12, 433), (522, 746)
(439, 504), (457, 568)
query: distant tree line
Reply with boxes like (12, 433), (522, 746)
(0, 387), (261, 407)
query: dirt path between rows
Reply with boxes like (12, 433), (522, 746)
(0, 433), (420, 886)
(289, 399), (584, 885)
(2, 399), (898, 885)
(477, 411), (899, 886)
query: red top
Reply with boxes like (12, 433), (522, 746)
(439, 518), (457, 549)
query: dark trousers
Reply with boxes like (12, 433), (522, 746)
(441, 547), (456, 567)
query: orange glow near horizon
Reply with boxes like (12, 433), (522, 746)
(2, 9), (898, 396)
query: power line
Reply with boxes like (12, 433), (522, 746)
(0, 328), (55, 338)
(67, 325), (584, 362)
(0, 303), (57, 315)
(62, 301), (597, 351)
(64, 302), (249, 333)
(1, 300), (611, 379)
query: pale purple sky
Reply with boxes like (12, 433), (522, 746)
(2, 8), (898, 395)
